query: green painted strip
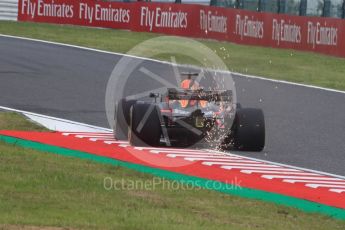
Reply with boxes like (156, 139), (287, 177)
(1, 134), (345, 220)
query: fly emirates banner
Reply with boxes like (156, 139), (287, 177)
(18, 0), (345, 57)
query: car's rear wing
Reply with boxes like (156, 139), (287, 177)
(167, 88), (233, 102)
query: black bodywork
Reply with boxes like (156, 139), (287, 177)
(152, 88), (235, 147)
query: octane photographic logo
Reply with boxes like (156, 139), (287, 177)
(105, 36), (236, 168)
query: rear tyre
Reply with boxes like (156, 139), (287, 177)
(232, 108), (265, 152)
(129, 103), (161, 147)
(114, 99), (137, 140)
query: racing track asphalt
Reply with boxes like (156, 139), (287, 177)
(0, 36), (344, 176)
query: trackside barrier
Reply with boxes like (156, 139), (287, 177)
(17, 0), (345, 58)
(0, 0), (18, 21)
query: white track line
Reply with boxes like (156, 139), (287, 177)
(182, 157), (244, 161)
(204, 162), (279, 167)
(75, 135), (113, 138)
(330, 189), (345, 193)
(150, 150), (210, 154)
(1, 34), (345, 95)
(150, 149), (229, 155)
(89, 138), (115, 142)
(240, 170), (319, 175)
(221, 166), (300, 171)
(63, 132), (113, 136)
(184, 158), (261, 163)
(307, 184), (345, 189)
(133, 147), (205, 152)
(104, 141), (129, 144)
(166, 154), (240, 158)
(262, 175), (343, 180)
(284, 180), (345, 185)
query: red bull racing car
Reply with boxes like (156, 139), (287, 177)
(113, 82), (265, 152)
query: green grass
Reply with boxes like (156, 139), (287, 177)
(0, 113), (345, 229)
(0, 112), (48, 131)
(1, 21), (345, 90)
(0, 21), (345, 228)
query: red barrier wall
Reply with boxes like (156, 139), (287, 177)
(17, 0), (345, 58)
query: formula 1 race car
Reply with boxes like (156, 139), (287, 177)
(113, 85), (265, 152)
